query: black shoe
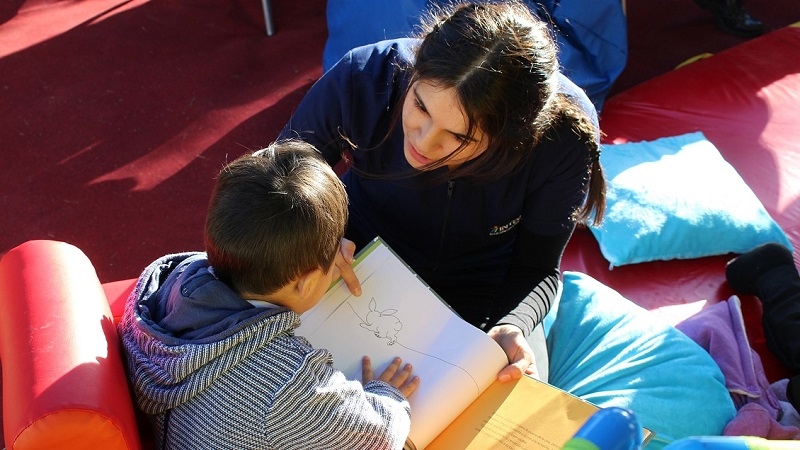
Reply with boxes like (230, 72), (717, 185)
(726, 243), (795, 294)
(788, 375), (800, 411)
(694, 0), (765, 38)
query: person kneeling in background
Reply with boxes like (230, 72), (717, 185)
(727, 242), (800, 413)
(694, 0), (765, 38)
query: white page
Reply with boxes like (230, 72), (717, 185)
(298, 238), (508, 449)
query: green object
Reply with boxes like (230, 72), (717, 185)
(562, 437), (600, 450)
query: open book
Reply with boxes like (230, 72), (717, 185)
(297, 238), (639, 449)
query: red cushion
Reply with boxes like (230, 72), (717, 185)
(0, 240), (141, 449)
(564, 25), (800, 382)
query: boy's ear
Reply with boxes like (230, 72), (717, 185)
(296, 267), (324, 299)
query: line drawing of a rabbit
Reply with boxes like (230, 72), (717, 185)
(360, 298), (403, 345)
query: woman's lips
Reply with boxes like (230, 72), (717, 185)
(407, 142), (431, 165)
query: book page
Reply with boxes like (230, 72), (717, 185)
(297, 238), (508, 449)
(426, 376), (600, 450)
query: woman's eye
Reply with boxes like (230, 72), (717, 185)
(414, 97), (427, 113)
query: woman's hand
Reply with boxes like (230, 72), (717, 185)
(335, 238), (362, 296)
(362, 356), (421, 398)
(487, 324), (539, 382)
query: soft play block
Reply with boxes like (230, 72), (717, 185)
(0, 240), (140, 449)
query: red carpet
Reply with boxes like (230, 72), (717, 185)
(2, 0), (797, 283)
(1, 0), (328, 283)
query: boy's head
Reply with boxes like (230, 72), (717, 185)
(205, 139), (348, 301)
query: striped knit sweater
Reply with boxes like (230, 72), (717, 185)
(119, 252), (411, 449)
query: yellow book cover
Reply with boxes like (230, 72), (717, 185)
(427, 375), (601, 450)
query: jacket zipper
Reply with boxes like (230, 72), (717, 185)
(434, 180), (455, 271)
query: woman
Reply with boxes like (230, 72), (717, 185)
(279, 0), (605, 383)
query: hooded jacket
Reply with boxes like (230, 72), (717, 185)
(119, 252), (411, 449)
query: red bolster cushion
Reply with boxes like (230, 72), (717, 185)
(0, 240), (141, 449)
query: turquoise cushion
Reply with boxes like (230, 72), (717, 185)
(589, 132), (791, 267)
(544, 272), (737, 449)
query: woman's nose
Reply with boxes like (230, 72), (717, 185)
(417, 123), (438, 154)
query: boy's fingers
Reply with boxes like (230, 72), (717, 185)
(340, 264), (362, 296)
(338, 239), (362, 296)
(400, 375), (421, 397)
(334, 252), (362, 296)
(370, 357), (420, 397)
(390, 363), (414, 385)
(378, 357), (402, 382)
(361, 356), (373, 383)
(340, 238), (357, 263)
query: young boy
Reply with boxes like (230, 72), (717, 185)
(118, 140), (420, 449)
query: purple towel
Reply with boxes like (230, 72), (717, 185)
(676, 296), (799, 439)
(723, 403), (799, 439)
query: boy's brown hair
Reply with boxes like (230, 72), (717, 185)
(205, 139), (348, 295)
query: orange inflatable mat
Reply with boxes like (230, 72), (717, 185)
(0, 240), (141, 450)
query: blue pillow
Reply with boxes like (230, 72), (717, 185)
(544, 272), (737, 449)
(589, 132), (791, 267)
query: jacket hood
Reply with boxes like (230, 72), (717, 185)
(119, 252), (299, 414)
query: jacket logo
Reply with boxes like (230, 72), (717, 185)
(489, 215), (521, 236)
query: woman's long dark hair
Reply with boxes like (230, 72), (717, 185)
(406, 1), (606, 225)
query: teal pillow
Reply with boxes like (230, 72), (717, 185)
(589, 132), (791, 267)
(544, 272), (737, 449)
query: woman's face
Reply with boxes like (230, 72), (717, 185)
(401, 80), (488, 170)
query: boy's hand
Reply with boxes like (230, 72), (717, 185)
(362, 356), (420, 398)
(336, 238), (362, 296)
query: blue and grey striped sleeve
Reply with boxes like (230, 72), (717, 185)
(265, 347), (411, 450)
